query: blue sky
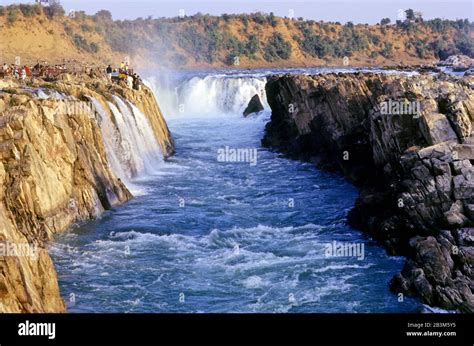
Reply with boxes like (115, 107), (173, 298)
(1, 0), (472, 23)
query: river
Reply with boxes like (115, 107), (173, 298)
(50, 68), (424, 312)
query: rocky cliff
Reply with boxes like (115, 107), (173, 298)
(0, 74), (173, 312)
(263, 72), (474, 312)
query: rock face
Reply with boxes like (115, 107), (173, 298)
(0, 74), (173, 312)
(243, 94), (264, 117)
(263, 72), (474, 312)
(438, 55), (474, 71)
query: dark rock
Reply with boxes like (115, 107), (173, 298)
(262, 72), (474, 312)
(243, 94), (264, 117)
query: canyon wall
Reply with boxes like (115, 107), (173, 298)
(263, 72), (474, 312)
(0, 74), (173, 312)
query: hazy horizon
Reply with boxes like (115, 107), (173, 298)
(0, 0), (472, 23)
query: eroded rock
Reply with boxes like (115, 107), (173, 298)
(0, 75), (174, 312)
(263, 72), (474, 312)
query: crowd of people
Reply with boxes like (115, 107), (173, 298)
(1, 63), (30, 80)
(106, 61), (143, 91)
(0, 62), (68, 81)
(1, 59), (143, 91)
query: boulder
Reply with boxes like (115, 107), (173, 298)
(437, 55), (474, 70)
(243, 94), (264, 117)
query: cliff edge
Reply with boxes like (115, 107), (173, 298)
(0, 73), (173, 312)
(263, 72), (474, 312)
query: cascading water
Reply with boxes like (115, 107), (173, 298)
(146, 74), (268, 116)
(110, 96), (163, 175)
(52, 69), (426, 313)
(90, 98), (131, 181)
(90, 96), (163, 189)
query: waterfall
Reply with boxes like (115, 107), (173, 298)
(146, 74), (268, 117)
(90, 96), (163, 189)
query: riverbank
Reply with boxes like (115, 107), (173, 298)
(0, 72), (173, 312)
(262, 72), (474, 312)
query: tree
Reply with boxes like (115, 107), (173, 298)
(268, 12), (278, 27)
(44, 3), (64, 18)
(380, 18), (391, 25)
(94, 10), (112, 21)
(405, 9), (415, 21)
(455, 35), (474, 56)
(19, 4), (41, 17)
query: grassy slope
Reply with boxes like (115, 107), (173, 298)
(0, 5), (472, 69)
(0, 11), (122, 67)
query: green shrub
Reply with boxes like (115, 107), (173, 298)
(19, 4), (41, 17)
(430, 39), (452, 60)
(225, 53), (238, 65)
(89, 42), (99, 53)
(455, 35), (474, 56)
(223, 34), (246, 54)
(81, 24), (92, 32)
(73, 11), (87, 21)
(405, 9), (415, 21)
(64, 24), (74, 36)
(263, 33), (291, 61)
(44, 3), (65, 18)
(7, 8), (18, 25)
(73, 34), (100, 53)
(268, 12), (278, 27)
(413, 38), (429, 58)
(369, 34), (381, 45)
(222, 14), (230, 22)
(176, 26), (218, 63)
(94, 10), (113, 22)
(246, 35), (260, 56)
(251, 12), (266, 25)
(345, 21), (354, 29)
(380, 42), (393, 58)
(300, 31), (334, 58)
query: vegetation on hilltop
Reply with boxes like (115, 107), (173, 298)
(0, 4), (472, 68)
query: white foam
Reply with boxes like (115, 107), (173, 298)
(311, 263), (374, 273)
(90, 95), (165, 194)
(146, 74), (268, 117)
(241, 275), (268, 289)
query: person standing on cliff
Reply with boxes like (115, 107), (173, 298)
(24, 65), (31, 78)
(132, 73), (142, 91)
(106, 65), (112, 81)
(20, 67), (26, 82)
(127, 74), (133, 89)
